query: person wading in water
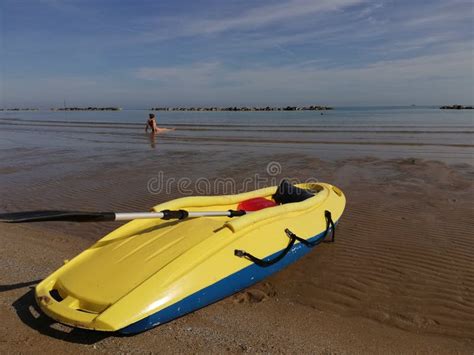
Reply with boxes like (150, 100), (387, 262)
(145, 113), (175, 134)
(145, 113), (160, 133)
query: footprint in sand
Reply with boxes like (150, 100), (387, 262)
(233, 282), (277, 304)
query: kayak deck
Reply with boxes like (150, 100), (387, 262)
(57, 217), (226, 312)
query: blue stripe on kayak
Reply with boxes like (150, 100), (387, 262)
(120, 224), (335, 334)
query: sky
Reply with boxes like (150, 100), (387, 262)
(1, 0), (473, 107)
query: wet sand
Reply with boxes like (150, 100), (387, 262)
(0, 146), (473, 353)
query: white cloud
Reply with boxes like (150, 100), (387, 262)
(134, 62), (221, 83)
(131, 47), (473, 105)
(5, 46), (472, 107)
(402, 1), (473, 28)
(138, 0), (367, 42)
(129, 0), (471, 61)
(186, 0), (365, 34)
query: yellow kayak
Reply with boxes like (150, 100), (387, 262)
(35, 181), (346, 334)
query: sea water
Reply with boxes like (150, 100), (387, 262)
(0, 107), (472, 163)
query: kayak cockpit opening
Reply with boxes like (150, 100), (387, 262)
(272, 180), (315, 204)
(237, 180), (317, 212)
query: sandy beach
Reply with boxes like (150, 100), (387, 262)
(3, 0), (474, 351)
(1, 136), (473, 353)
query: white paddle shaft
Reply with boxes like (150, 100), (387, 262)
(114, 210), (248, 221)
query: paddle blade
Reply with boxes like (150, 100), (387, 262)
(0, 211), (115, 223)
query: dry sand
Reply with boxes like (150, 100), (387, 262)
(0, 154), (473, 353)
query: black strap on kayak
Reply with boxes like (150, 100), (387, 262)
(234, 231), (297, 267)
(234, 210), (335, 267)
(287, 210), (335, 246)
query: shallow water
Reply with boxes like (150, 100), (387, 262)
(0, 107), (473, 163)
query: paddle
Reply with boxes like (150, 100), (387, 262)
(0, 209), (247, 223)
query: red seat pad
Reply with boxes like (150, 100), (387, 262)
(237, 197), (277, 211)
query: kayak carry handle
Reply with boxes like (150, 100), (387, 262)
(234, 211), (335, 267)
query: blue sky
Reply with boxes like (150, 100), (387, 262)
(1, 0), (473, 107)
